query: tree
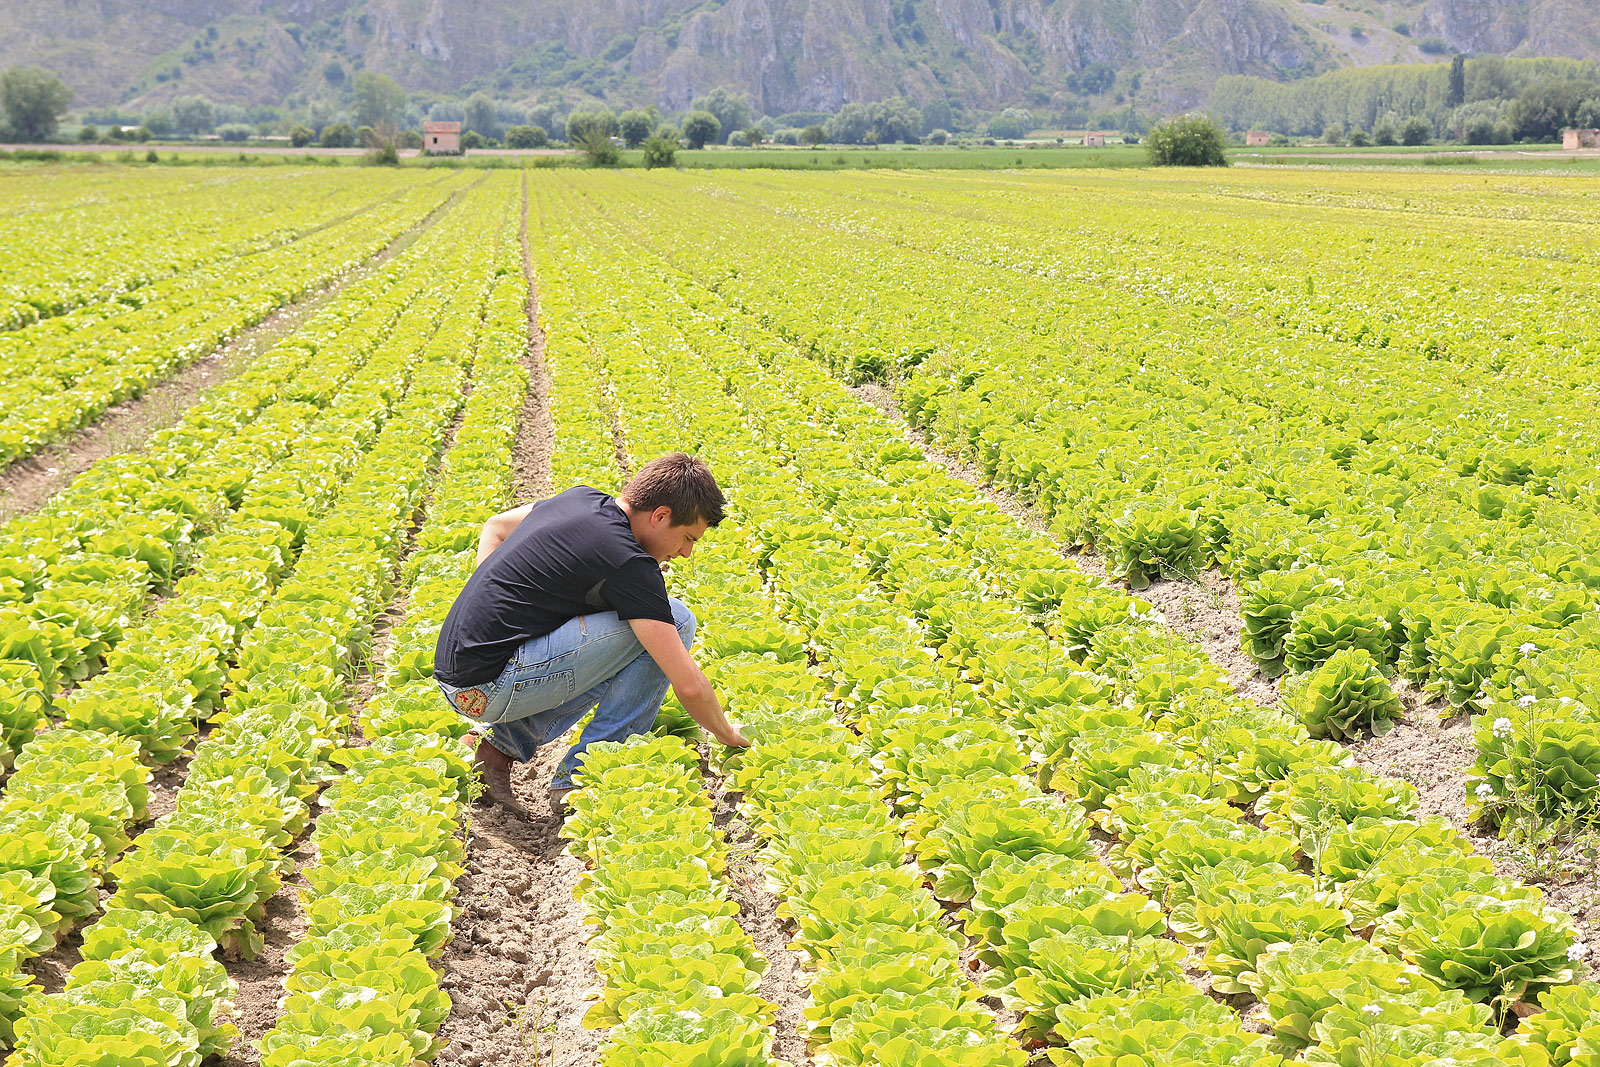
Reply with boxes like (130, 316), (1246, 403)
(690, 87), (753, 144)
(290, 123), (315, 147)
(1078, 62), (1117, 95)
(578, 127), (620, 166)
(1399, 115), (1431, 146)
(800, 123), (825, 146)
(319, 121), (356, 148)
(565, 109), (618, 144)
(460, 129), (488, 149)
(1145, 113), (1227, 166)
(463, 92), (498, 140)
(1, 66), (72, 142)
(1321, 123), (1344, 145)
(505, 124), (548, 149)
(681, 110), (720, 149)
(171, 94), (216, 136)
(922, 98), (954, 134)
(1448, 54), (1467, 109)
(1373, 119), (1397, 146)
(217, 123), (252, 142)
(1348, 129), (1372, 146)
(352, 71), (405, 130)
(1508, 79), (1600, 141)
(825, 99), (923, 145)
(743, 125), (766, 147)
(143, 110), (173, 137)
(618, 109), (652, 148)
(1578, 97), (1600, 129)
(77, 123), (98, 143)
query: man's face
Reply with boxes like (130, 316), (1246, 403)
(637, 506), (710, 562)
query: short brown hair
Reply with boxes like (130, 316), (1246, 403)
(621, 453), (725, 527)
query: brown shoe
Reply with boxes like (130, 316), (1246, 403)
(473, 738), (529, 819)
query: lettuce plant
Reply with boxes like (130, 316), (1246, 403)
(1513, 980), (1600, 1065)
(1379, 886), (1578, 1004)
(1240, 569), (1341, 676)
(1284, 605), (1391, 674)
(1051, 982), (1286, 1066)
(1257, 766), (1418, 847)
(598, 1004), (781, 1067)
(992, 928), (1186, 1034)
(1244, 939), (1440, 1048)
(1284, 647), (1404, 742)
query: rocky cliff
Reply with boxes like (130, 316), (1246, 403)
(5, 0), (1597, 115)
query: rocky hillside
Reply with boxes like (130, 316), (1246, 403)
(6, 0), (1598, 116)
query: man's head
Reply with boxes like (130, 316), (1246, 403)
(618, 453), (726, 562)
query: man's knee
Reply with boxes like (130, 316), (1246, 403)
(669, 597), (696, 648)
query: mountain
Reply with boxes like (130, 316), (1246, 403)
(6, 0), (1599, 118)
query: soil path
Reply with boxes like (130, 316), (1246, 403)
(710, 774), (814, 1066)
(432, 175), (602, 1067)
(848, 381), (1600, 965)
(0, 177), (476, 522)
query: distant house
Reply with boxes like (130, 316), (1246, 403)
(1084, 132), (1106, 147)
(1246, 131), (1271, 147)
(1563, 128), (1600, 150)
(423, 121), (461, 154)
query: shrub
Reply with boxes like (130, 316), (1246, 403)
(579, 127), (620, 166)
(289, 123), (314, 148)
(566, 109), (619, 144)
(743, 125), (765, 147)
(1419, 37), (1450, 54)
(366, 141), (400, 167)
(642, 135), (676, 168)
(217, 123), (252, 143)
(800, 123), (825, 146)
(1400, 116), (1431, 146)
(459, 129), (487, 150)
(318, 122), (355, 148)
(1146, 114), (1227, 166)
(505, 124), (547, 149)
(1348, 129), (1372, 146)
(1373, 120), (1397, 146)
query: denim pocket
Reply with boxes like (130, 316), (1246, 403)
(509, 669), (576, 715)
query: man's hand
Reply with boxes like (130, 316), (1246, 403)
(630, 618), (748, 747)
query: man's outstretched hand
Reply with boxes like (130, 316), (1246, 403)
(716, 727), (751, 748)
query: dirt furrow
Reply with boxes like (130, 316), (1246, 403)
(432, 176), (602, 1067)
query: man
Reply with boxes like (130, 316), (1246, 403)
(434, 453), (749, 818)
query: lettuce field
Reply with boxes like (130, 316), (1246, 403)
(0, 162), (1598, 1067)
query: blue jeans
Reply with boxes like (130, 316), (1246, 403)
(436, 598), (696, 789)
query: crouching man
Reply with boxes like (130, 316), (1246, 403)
(433, 453), (748, 818)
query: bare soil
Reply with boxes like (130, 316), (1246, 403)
(850, 379), (1600, 976)
(218, 835), (315, 1067)
(433, 742), (599, 1067)
(710, 777), (814, 1067)
(0, 176), (472, 523)
(514, 173), (555, 506)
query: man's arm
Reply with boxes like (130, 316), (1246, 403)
(629, 618), (749, 747)
(477, 503), (535, 566)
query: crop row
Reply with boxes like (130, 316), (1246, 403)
(0, 176), (522, 1062)
(0, 171), (475, 467)
(528, 176), (1600, 1065)
(0, 169), (453, 331)
(255, 182), (531, 1067)
(539, 170), (1600, 842)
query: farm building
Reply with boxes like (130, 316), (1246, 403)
(423, 121), (461, 154)
(1084, 132), (1106, 147)
(1246, 131), (1271, 146)
(1563, 128), (1600, 149)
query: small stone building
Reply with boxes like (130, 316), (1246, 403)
(1563, 128), (1600, 150)
(1084, 132), (1105, 147)
(423, 121), (461, 154)
(1246, 131), (1271, 147)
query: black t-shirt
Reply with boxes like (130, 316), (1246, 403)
(434, 486), (674, 686)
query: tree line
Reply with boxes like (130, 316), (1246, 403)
(1210, 56), (1600, 143)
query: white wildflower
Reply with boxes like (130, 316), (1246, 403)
(1362, 1003), (1383, 1016)
(1475, 782), (1495, 798)
(1519, 642), (1538, 655)
(1518, 695), (1538, 708)
(1493, 716), (1514, 737)
(1569, 942), (1590, 962)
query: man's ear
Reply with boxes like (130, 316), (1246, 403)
(651, 505), (674, 529)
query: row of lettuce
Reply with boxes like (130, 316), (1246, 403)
(0, 175), (523, 1064)
(0, 170), (471, 468)
(564, 168), (1600, 843)
(528, 174), (1600, 1067)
